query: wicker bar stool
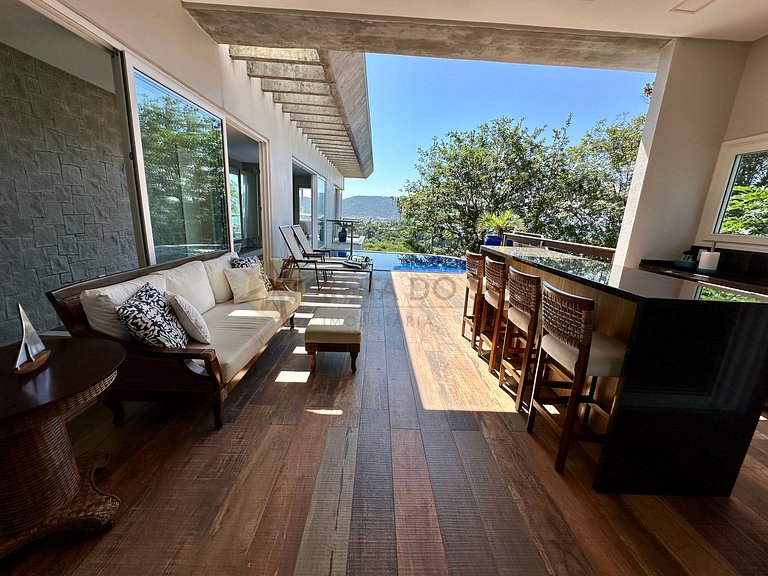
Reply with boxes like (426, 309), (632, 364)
(461, 251), (486, 350)
(477, 257), (508, 371)
(498, 267), (541, 412)
(527, 281), (627, 473)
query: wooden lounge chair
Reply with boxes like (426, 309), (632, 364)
(289, 224), (339, 261)
(278, 225), (374, 291)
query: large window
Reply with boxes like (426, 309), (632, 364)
(715, 151), (768, 236)
(699, 135), (768, 248)
(133, 70), (228, 263)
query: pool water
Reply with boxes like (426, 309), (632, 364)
(328, 250), (466, 273)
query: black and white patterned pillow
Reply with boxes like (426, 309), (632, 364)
(230, 256), (273, 291)
(116, 283), (189, 348)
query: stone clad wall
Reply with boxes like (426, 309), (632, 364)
(0, 41), (138, 344)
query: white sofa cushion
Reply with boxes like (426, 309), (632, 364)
(188, 290), (302, 383)
(81, 273), (167, 340)
(167, 292), (211, 344)
(158, 261), (216, 313)
(203, 252), (238, 303)
(224, 267), (268, 304)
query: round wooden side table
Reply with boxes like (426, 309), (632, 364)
(0, 337), (125, 557)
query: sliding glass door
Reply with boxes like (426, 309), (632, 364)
(133, 70), (228, 263)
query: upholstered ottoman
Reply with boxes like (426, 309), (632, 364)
(304, 307), (363, 371)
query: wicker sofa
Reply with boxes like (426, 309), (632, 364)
(47, 251), (300, 429)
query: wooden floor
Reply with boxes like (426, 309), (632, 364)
(3, 270), (768, 575)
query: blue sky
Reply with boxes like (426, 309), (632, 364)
(344, 54), (655, 198)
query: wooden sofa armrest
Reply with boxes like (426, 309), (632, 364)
(272, 277), (299, 292)
(128, 344), (216, 362)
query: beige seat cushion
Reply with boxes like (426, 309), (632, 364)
(305, 307), (363, 345)
(508, 305), (544, 337)
(158, 261), (216, 313)
(541, 331), (627, 378)
(80, 274), (167, 340)
(203, 252), (238, 303)
(189, 290), (302, 383)
(467, 277), (484, 295)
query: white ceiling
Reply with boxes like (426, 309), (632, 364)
(184, 0), (768, 42)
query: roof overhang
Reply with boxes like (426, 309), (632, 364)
(183, 4), (670, 72)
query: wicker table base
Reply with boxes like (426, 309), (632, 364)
(0, 451), (119, 558)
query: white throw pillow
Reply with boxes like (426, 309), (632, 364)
(203, 252), (238, 303)
(158, 261), (216, 314)
(80, 274), (167, 339)
(223, 266), (268, 304)
(167, 292), (212, 344)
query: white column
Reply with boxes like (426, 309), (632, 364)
(614, 39), (749, 267)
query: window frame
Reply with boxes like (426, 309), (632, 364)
(697, 133), (768, 252)
(123, 54), (232, 264)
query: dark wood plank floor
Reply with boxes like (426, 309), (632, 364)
(3, 269), (768, 575)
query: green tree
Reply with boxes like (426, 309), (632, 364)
(719, 186), (768, 236)
(397, 114), (644, 255)
(398, 118), (547, 254)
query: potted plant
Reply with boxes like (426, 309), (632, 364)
(478, 210), (523, 246)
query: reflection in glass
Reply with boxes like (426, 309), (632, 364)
(134, 71), (227, 263)
(317, 176), (326, 248)
(697, 286), (763, 303)
(229, 166), (261, 254)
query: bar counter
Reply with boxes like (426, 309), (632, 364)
(481, 245), (768, 496)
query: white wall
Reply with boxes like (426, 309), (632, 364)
(614, 38), (749, 267)
(725, 35), (768, 141)
(34, 0), (344, 264)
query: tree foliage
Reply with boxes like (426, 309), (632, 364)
(719, 186), (768, 236)
(397, 115), (644, 255)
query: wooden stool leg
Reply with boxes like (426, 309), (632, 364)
(555, 373), (586, 473)
(309, 352), (317, 371)
(516, 334), (536, 412)
(527, 351), (547, 433)
(461, 287), (470, 338)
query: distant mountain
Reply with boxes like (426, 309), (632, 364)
(342, 195), (400, 221)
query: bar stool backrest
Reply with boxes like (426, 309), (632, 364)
(484, 258), (507, 299)
(465, 251), (484, 282)
(508, 266), (541, 319)
(541, 281), (595, 355)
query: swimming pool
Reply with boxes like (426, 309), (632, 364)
(328, 250), (466, 273)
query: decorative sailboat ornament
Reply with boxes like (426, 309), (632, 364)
(13, 304), (51, 374)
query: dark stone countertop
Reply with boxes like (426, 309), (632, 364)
(481, 246), (767, 303)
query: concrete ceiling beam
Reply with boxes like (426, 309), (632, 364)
(281, 104), (340, 116)
(290, 113), (344, 124)
(229, 46), (320, 63)
(295, 121), (349, 130)
(300, 130), (349, 138)
(260, 79), (331, 95)
(247, 61), (327, 81)
(309, 137), (352, 144)
(272, 93), (336, 106)
(184, 5), (666, 72)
